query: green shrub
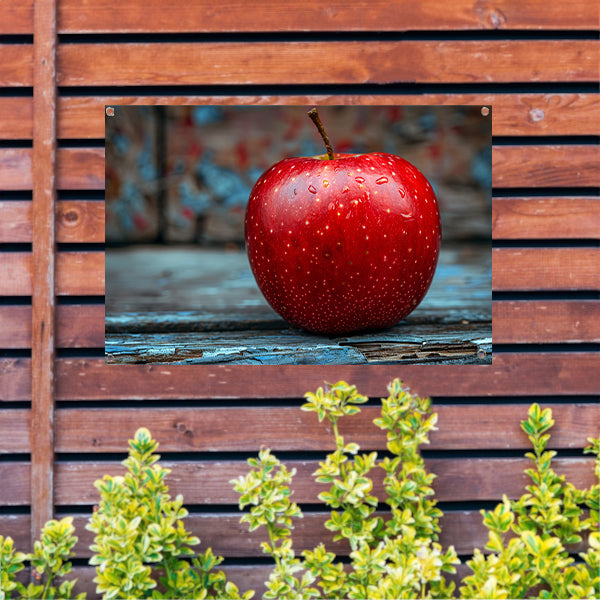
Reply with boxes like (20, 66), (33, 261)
(0, 517), (83, 600)
(1, 381), (598, 599)
(86, 427), (251, 600)
(233, 379), (599, 599)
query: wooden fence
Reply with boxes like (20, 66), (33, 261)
(1, 0), (598, 596)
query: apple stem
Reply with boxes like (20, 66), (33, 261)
(308, 108), (335, 160)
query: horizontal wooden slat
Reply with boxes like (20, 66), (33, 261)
(0, 200), (105, 242)
(31, 93), (595, 138)
(58, 0), (600, 33)
(493, 197), (600, 239)
(0, 148), (104, 190)
(0, 508), (588, 561)
(3, 354), (598, 402)
(4, 146), (595, 192)
(0, 45), (33, 86)
(55, 456), (596, 505)
(3, 0), (598, 34)
(4, 247), (595, 298)
(492, 145), (600, 188)
(492, 248), (599, 291)
(0, 410), (30, 453)
(0, 201), (32, 242)
(4, 298), (595, 351)
(0, 149), (32, 190)
(4, 456), (592, 506)
(0, 304), (105, 348)
(0, 252), (104, 296)
(56, 41), (598, 86)
(3, 196), (597, 245)
(493, 301), (600, 343)
(53, 404), (599, 453)
(0, 98), (33, 139)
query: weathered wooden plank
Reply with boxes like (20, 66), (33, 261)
(493, 248), (599, 291)
(55, 353), (600, 400)
(4, 0), (598, 34)
(4, 145), (597, 191)
(0, 0), (34, 34)
(493, 300), (600, 344)
(2, 456), (596, 506)
(0, 201), (105, 243)
(4, 353), (599, 402)
(3, 298), (593, 351)
(53, 93), (600, 139)
(0, 202), (32, 243)
(0, 252), (104, 296)
(51, 457), (596, 506)
(105, 325), (493, 365)
(31, 0), (58, 545)
(0, 149), (32, 190)
(493, 145), (599, 188)
(58, 0), (600, 33)
(57, 41), (598, 86)
(56, 200), (105, 242)
(0, 304), (105, 349)
(0, 45), (33, 86)
(0, 98), (33, 139)
(54, 404), (600, 453)
(0, 410), (30, 453)
(56, 148), (105, 190)
(1, 462), (30, 506)
(106, 245), (490, 321)
(1, 506), (588, 561)
(0, 359), (31, 401)
(493, 197), (600, 240)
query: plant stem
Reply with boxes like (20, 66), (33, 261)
(308, 108), (335, 160)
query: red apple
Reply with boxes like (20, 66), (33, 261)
(245, 109), (441, 335)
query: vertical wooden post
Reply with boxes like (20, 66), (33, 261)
(31, 0), (58, 546)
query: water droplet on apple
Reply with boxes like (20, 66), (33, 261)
(398, 188), (406, 198)
(328, 202), (335, 211)
(477, 349), (486, 359)
(308, 185), (317, 194)
(355, 176), (365, 184)
(342, 186), (349, 193)
(323, 180), (329, 188)
(376, 176), (388, 185)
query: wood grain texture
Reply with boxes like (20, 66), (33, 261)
(52, 353), (600, 401)
(31, 0), (58, 544)
(493, 197), (600, 239)
(0, 304), (105, 349)
(4, 0), (598, 34)
(0, 252), (104, 296)
(6, 145), (597, 191)
(56, 201), (105, 242)
(0, 410), (30, 453)
(7, 456), (593, 507)
(53, 404), (599, 453)
(49, 456), (595, 505)
(0, 201), (32, 243)
(492, 248), (600, 291)
(59, 0), (600, 32)
(6, 354), (600, 402)
(492, 145), (600, 188)
(0, 201), (105, 243)
(3, 298), (594, 350)
(52, 93), (600, 139)
(493, 301), (600, 343)
(0, 98), (33, 139)
(0, 508), (589, 559)
(56, 41), (599, 86)
(0, 45), (33, 86)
